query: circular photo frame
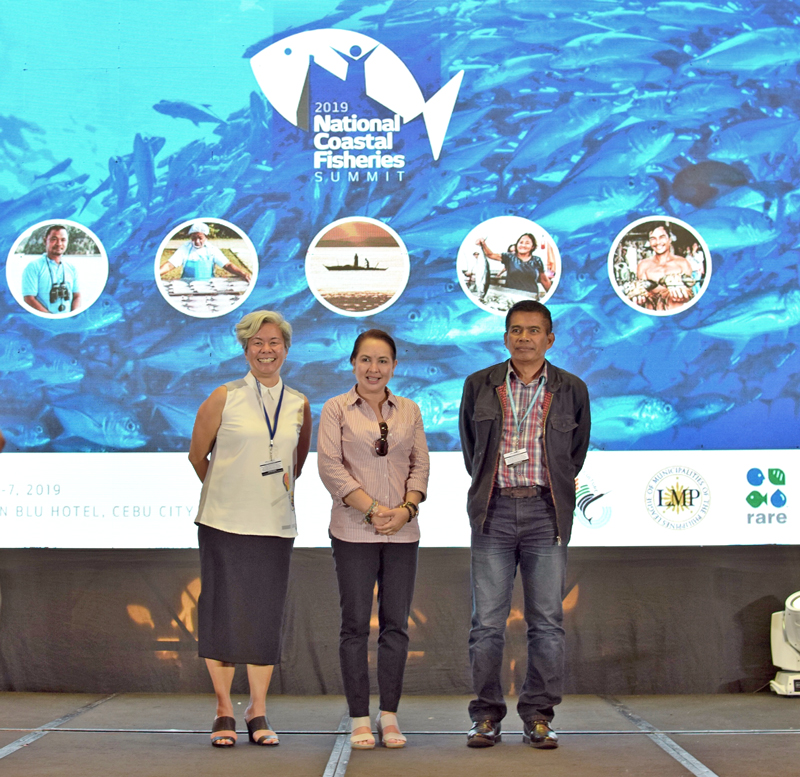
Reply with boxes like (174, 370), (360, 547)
(305, 217), (410, 317)
(608, 217), (711, 316)
(456, 216), (561, 316)
(154, 218), (258, 319)
(6, 220), (109, 318)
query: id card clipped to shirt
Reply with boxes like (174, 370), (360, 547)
(260, 458), (284, 477)
(503, 448), (529, 468)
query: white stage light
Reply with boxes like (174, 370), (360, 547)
(770, 591), (800, 696)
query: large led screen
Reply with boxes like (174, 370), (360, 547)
(1, 0), (797, 547)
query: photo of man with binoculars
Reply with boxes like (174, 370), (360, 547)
(21, 224), (81, 315)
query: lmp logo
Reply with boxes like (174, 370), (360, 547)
(645, 466), (710, 530)
(574, 475), (611, 530)
(249, 29), (464, 161)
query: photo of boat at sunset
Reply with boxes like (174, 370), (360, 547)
(305, 217), (409, 316)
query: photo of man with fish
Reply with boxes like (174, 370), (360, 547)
(155, 219), (257, 319)
(609, 217), (711, 316)
(6, 220), (108, 318)
(457, 216), (560, 315)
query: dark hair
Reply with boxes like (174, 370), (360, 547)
(516, 232), (537, 250)
(44, 224), (68, 240)
(648, 222), (673, 239)
(505, 300), (553, 334)
(349, 329), (397, 362)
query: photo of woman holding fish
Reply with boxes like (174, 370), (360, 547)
(457, 216), (560, 314)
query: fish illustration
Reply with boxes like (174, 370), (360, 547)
(52, 399), (147, 450)
(133, 132), (156, 209)
(565, 121), (676, 182)
(690, 27), (800, 76)
(249, 29), (464, 160)
(153, 100), (225, 126)
(705, 118), (800, 164)
(745, 491), (768, 508)
(590, 395), (679, 444)
(33, 157), (72, 181)
(677, 394), (735, 425)
(672, 161), (748, 207)
(0, 333), (35, 373)
(684, 206), (778, 252)
(24, 295), (124, 336)
(575, 487), (609, 526)
(532, 175), (655, 236)
(550, 31), (678, 69)
(26, 348), (85, 387)
(692, 289), (800, 343)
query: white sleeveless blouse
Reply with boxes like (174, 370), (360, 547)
(195, 372), (306, 537)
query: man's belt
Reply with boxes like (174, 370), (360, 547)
(497, 485), (549, 498)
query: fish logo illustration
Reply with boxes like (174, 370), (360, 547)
(746, 491), (768, 508)
(250, 29), (464, 160)
(574, 479), (611, 530)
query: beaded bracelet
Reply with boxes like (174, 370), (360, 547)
(364, 499), (378, 524)
(401, 501), (418, 521)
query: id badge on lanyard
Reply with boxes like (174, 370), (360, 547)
(504, 370), (545, 468)
(256, 381), (285, 477)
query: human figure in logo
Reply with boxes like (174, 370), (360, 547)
(160, 221), (251, 282)
(626, 223), (694, 311)
(21, 224), (81, 314)
(477, 233), (551, 298)
(459, 300), (590, 751)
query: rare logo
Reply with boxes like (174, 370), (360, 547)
(745, 467), (788, 525)
(644, 466), (710, 530)
(574, 475), (611, 530)
(249, 29), (464, 170)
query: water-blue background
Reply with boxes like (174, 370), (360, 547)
(2, 0), (798, 453)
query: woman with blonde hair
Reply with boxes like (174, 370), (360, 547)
(189, 310), (311, 747)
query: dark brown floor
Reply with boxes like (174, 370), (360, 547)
(0, 693), (797, 776)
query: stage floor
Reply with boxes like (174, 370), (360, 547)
(0, 692), (797, 776)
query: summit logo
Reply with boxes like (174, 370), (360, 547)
(249, 28), (464, 167)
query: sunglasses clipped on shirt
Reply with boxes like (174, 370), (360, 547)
(374, 421), (389, 457)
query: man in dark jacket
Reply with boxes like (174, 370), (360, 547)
(459, 300), (590, 750)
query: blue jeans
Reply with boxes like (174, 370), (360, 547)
(469, 493), (567, 723)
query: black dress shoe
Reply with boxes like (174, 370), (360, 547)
(522, 719), (558, 749)
(467, 719), (502, 748)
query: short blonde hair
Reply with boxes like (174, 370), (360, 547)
(235, 310), (292, 349)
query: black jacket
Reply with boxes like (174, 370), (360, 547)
(459, 359), (591, 544)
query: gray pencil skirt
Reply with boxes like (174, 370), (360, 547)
(197, 523), (294, 665)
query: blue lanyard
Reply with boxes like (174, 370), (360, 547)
(505, 369), (545, 445)
(256, 380), (284, 456)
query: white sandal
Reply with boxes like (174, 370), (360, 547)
(376, 711), (407, 748)
(350, 716), (375, 750)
